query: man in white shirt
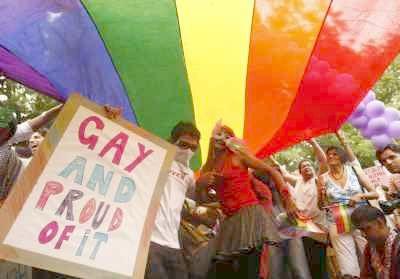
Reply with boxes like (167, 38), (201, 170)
(0, 104), (62, 205)
(145, 122), (201, 279)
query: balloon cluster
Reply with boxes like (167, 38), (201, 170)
(304, 57), (359, 100)
(298, 56), (360, 139)
(348, 91), (400, 149)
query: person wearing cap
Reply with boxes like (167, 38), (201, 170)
(0, 104), (62, 206)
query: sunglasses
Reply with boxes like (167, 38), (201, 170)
(176, 140), (198, 151)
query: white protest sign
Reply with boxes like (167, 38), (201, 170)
(0, 94), (175, 279)
(363, 165), (391, 188)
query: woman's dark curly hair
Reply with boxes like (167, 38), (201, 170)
(326, 146), (348, 164)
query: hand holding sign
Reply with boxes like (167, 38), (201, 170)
(0, 94), (175, 279)
(104, 105), (122, 120)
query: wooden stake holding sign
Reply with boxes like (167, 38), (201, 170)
(0, 94), (176, 279)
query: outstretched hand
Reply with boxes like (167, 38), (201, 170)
(211, 119), (223, 139)
(307, 138), (316, 145)
(335, 130), (345, 142)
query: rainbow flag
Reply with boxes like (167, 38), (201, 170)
(1, 1), (400, 168)
(277, 213), (327, 243)
(329, 204), (352, 234)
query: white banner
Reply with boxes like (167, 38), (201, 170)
(0, 95), (175, 279)
(363, 165), (391, 189)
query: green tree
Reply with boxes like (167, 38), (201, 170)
(0, 75), (59, 122)
(375, 56), (400, 108)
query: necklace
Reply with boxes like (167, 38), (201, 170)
(330, 166), (344, 180)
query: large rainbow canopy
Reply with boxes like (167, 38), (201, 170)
(1, 0), (400, 167)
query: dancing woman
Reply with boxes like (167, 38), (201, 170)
(197, 124), (295, 278)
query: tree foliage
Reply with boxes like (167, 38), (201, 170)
(0, 76), (59, 122)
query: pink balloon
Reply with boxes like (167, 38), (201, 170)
(334, 73), (359, 95)
(303, 71), (321, 86)
(335, 73), (354, 84)
(325, 69), (338, 83)
(309, 56), (318, 66)
(388, 121), (400, 139)
(371, 134), (392, 150)
(314, 60), (330, 74)
(365, 100), (385, 118)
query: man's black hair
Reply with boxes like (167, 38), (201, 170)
(326, 146), (348, 164)
(351, 205), (386, 228)
(298, 159), (313, 172)
(376, 144), (400, 164)
(170, 121), (200, 143)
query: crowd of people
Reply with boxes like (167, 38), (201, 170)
(1, 103), (400, 279)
